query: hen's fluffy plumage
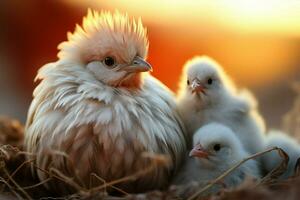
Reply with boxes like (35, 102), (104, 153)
(173, 123), (260, 195)
(25, 10), (186, 193)
(177, 56), (265, 154)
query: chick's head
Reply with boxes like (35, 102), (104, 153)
(180, 56), (236, 103)
(190, 123), (243, 168)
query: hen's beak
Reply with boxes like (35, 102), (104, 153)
(189, 144), (209, 158)
(123, 56), (152, 73)
(191, 80), (205, 94)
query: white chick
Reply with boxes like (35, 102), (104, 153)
(177, 56), (265, 154)
(262, 130), (300, 179)
(173, 123), (260, 196)
(24, 10), (187, 194)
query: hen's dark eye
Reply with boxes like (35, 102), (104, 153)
(207, 78), (213, 85)
(187, 80), (190, 85)
(104, 57), (115, 67)
(213, 144), (221, 151)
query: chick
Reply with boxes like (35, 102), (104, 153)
(173, 123), (260, 196)
(177, 56), (265, 154)
(24, 10), (186, 194)
(262, 130), (300, 179)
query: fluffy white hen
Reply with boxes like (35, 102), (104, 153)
(173, 123), (260, 196)
(262, 130), (300, 179)
(24, 10), (186, 193)
(177, 56), (265, 154)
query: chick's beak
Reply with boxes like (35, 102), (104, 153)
(191, 80), (205, 94)
(189, 144), (209, 158)
(123, 56), (152, 73)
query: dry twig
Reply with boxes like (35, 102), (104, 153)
(257, 148), (289, 186)
(188, 147), (284, 200)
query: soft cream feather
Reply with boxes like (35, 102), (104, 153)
(25, 10), (186, 194)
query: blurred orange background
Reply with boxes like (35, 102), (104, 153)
(0, 0), (299, 129)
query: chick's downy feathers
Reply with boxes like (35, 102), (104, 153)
(25, 9), (186, 194)
(262, 130), (300, 179)
(177, 56), (265, 154)
(173, 123), (260, 196)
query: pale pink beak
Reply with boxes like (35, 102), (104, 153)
(189, 144), (209, 158)
(123, 56), (152, 73)
(191, 80), (205, 94)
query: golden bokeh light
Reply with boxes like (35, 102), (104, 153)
(63, 0), (300, 90)
(67, 0), (300, 36)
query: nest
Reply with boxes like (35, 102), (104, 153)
(0, 83), (299, 200)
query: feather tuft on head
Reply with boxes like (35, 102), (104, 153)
(58, 9), (149, 64)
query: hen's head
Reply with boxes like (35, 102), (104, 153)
(58, 9), (151, 88)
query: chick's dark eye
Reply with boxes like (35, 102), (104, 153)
(213, 144), (221, 151)
(207, 78), (213, 85)
(104, 57), (115, 67)
(187, 80), (190, 85)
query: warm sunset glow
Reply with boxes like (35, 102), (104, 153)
(62, 0), (300, 90)
(67, 0), (300, 36)
(223, 0), (300, 36)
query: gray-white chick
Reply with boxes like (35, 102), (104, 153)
(262, 130), (300, 179)
(24, 10), (186, 194)
(173, 123), (260, 196)
(177, 56), (265, 154)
